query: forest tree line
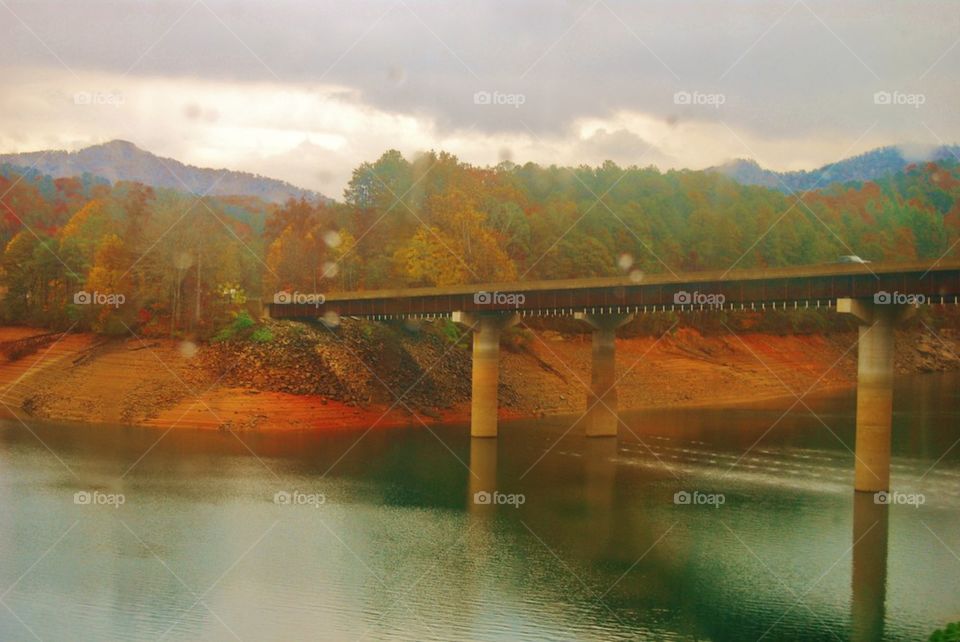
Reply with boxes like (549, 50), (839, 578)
(1, 151), (958, 337)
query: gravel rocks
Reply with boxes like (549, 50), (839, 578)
(199, 318), (473, 411)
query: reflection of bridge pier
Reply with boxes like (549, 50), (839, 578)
(851, 492), (889, 641)
(468, 437), (498, 513)
(838, 298), (913, 492)
(583, 438), (618, 557)
(575, 312), (634, 437)
(464, 438), (498, 631)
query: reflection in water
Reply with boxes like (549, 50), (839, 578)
(465, 437), (497, 637)
(851, 492), (889, 642)
(583, 438), (617, 558)
(468, 437), (497, 517)
(0, 373), (956, 641)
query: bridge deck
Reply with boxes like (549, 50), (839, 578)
(269, 260), (960, 319)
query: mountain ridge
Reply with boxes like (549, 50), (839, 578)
(707, 145), (960, 192)
(0, 140), (326, 204)
(4, 140), (960, 202)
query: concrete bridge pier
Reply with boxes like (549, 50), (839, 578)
(453, 311), (519, 438)
(838, 298), (913, 492)
(575, 313), (635, 437)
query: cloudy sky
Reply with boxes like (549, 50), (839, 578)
(2, 0), (958, 197)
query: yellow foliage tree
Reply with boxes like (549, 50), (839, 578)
(85, 233), (127, 293)
(265, 224), (324, 294)
(59, 199), (117, 283)
(84, 233), (130, 333)
(394, 188), (516, 285)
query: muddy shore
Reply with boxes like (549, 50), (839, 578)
(0, 320), (956, 432)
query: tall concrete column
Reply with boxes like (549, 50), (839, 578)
(453, 311), (518, 438)
(575, 313), (634, 437)
(838, 299), (911, 492)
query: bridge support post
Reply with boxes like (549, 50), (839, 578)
(575, 313), (634, 437)
(837, 298), (913, 492)
(453, 311), (519, 438)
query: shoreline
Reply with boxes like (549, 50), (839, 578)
(0, 380), (862, 436)
(0, 324), (954, 434)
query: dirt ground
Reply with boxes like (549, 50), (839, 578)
(0, 322), (955, 432)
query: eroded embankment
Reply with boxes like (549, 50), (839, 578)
(0, 319), (956, 432)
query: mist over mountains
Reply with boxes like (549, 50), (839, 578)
(2, 141), (959, 204)
(0, 140), (326, 204)
(708, 145), (960, 192)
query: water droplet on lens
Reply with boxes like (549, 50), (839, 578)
(179, 341), (197, 358)
(322, 311), (340, 328)
(323, 230), (341, 248)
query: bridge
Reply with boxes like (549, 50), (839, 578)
(270, 260), (960, 493)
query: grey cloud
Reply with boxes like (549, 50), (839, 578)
(573, 128), (675, 168)
(4, 0), (959, 142)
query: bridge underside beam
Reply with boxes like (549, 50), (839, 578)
(453, 311), (519, 438)
(837, 298), (914, 492)
(576, 312), (634, 437)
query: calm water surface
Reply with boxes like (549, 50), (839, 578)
(1, 374), (958, 641)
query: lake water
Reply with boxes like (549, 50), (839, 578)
(1, 374), (958, 641)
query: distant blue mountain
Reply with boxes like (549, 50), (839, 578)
(708, 145), (960, 192)
(0, 140), (327, 204)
